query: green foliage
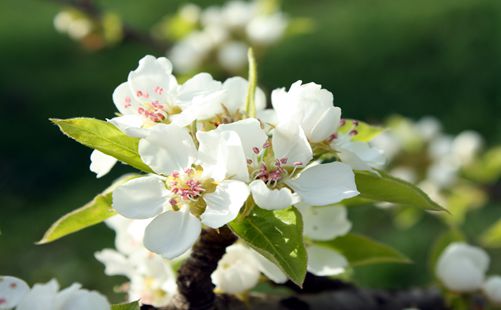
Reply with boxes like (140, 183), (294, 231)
(38, 174), (138, 244)
(480, 218), (501, 248)
(229, 207), (307, 286)
(245, 48), (257, 118)
(338, 119), (384, 142)
(464, 146), (501, 184)
(51, 118), (153, 173)
(316, 233), (411, 266)
(111, 301), (140, 310)
(353, 170), (447, 212)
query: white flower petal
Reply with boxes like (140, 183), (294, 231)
(287, 162), (359, 206)
(61, 290), (110, 310)
(216, 118), (268, 160)
(310, 107), (341, 143)
(201, 180), (249, 228)
(436, 242), (489, 292)
(108, 115), (148, 138)
(250, 180), (294, 210)
(171, 89), (226, 127)
(128, 55), (177, 104)
(144, 210), (202, 259)
(271, 81), (340, 142)
(218, 42), (248, 73)
(139, 124), (197, 175)
(222, 77), (266, 113)
(112, 82), (140, 115)
(336, 141), (385, 171)
(112, 176), (170, 219)
(211, 244), (260, 294)
(177, 72), (222, 104)
(483, 276), (501, 305)
(256, 109), (277, 129)
(307, 245), (348, 277)
(297, 204), (351, 241)
(94, 249), (134, 278)
(16, 280), (59, 310)
(272, 120), (312, 166)
(0, 276), (30, 309)
(197, 130), (249, 182)
(90, 150), (117, 178)
(249, 250), (288, 284)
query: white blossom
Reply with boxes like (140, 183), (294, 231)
(0, 276), (29, 310)
(436, 242), (489, 292)
(211, 244), (286, 294)
(0, 277), (109, 310)
(297, 204), (351, 276)
(483, 276), (501, 305)
(112, 123), (250, 259)
(169, 0), (289, 73)
(96, 215), (178, 307)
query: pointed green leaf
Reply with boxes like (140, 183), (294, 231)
(480, 218), (501, 248)
(51, 117), (153, 173)
(354, 170), (447, 212)
(111, 301), (140, 310)
(338, 119), (384, 142)
(38, 174), (138, 244)
(316, 233), (411, 266)
(229, 207), (307, 286)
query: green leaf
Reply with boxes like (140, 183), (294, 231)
(245, 48), (257, 118)
(316, 233), (411, 266)
(338, 119), (384, 142)
(111, 301), (140, 310)
(37, 174), (138, 244)
(51, 117), (153, 173)
(480, 218), (501, 248)
(353, 170), (448, 212)
(229, 207), (307, 286)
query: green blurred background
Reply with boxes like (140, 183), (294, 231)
(1, 0), (501, 302)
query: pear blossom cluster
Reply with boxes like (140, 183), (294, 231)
(167, 0), (288, 73)
(94, 216), (177, 307)
(372, 116), (485, 225)
(96, 206), (354, 298)
(53, 9), (122, 51)
(89, 55), (384, 277)
(435, 242), (501, 305)
(0, 276), (109, 310)
(373, 116), (483, 199)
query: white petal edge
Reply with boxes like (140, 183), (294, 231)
(112, 175), (170, 219)
(249, 180), (296, 210)
(139, 124), (197, 175)
(144, 209), (202, 259)
(90, 150), (117, 178)
(272, 120), (313, 166)
(0, 276), (30, 309)
(287, 162), (359, 206)
(307, 245), (348, 277)
(201, 180), (250, 228)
